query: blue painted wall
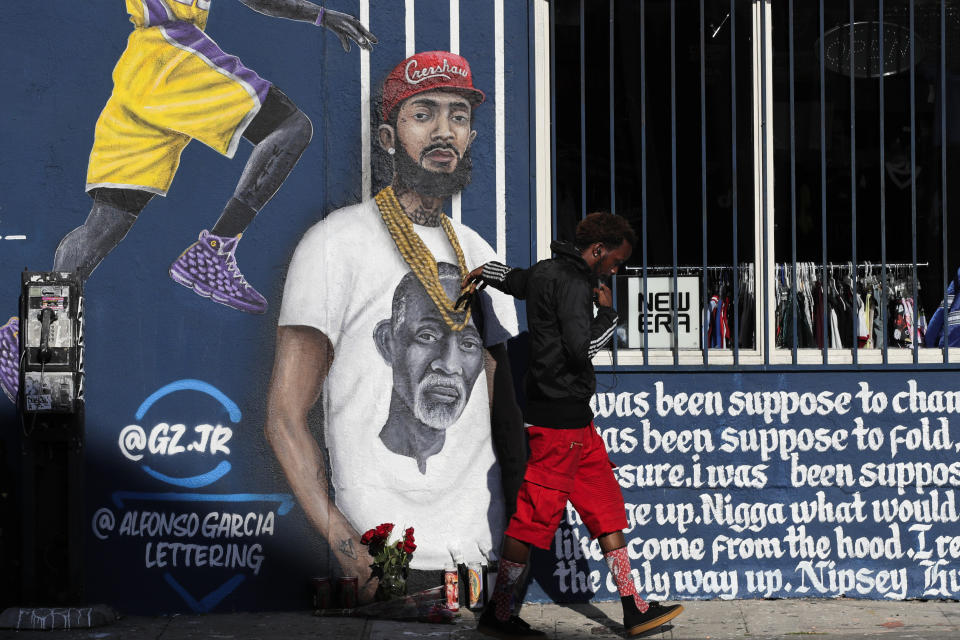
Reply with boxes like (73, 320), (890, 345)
(0, 0), (533, 613)
(523, 371), (960, 604)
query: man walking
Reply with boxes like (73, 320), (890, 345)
(463, 212), (684, 637)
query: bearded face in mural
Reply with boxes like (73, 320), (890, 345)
(379, 90), (477, 199)
(374, 263), (485, 474)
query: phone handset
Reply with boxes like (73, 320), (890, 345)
(38, 307), (57, 364)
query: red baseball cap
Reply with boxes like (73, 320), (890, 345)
(381, 51), (485, 122)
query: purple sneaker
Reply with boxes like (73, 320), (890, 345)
(0, 316), (18, 405)
(169, 230), (267, 314)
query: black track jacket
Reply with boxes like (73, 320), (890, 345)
(480, 241), (619, 429)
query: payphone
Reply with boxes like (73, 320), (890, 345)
(16, 270), (85, 604)
(19, 271), (83, 414)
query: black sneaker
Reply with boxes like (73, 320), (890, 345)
(476, 605), (546, 638)
(622, 597), (683, 636)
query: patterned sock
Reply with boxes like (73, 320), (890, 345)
(604, 547), (648, 613)
(491, 558), (525, 621)
(510, 561), (531, 615)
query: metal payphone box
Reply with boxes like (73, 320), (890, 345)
(19, 271), (84, 413)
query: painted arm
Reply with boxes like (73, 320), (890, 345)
(264, 325), (376, 602)
(235, 0), (376, 51)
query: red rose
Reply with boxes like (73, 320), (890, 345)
(376, 523), (394, 539)
(360, 528), (377, 545)
(403, 539), (417, 554)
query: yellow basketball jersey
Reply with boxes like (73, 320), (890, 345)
(126, 0), (209, 30)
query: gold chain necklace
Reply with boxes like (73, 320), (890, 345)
(375, 186), (471, 331)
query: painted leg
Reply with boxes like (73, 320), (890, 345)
(53, 192), (144, 280)
(170, 93), (312, 314)
(0, 316), (18, 404)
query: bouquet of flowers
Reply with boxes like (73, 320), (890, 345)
(360, 522), (416, 601)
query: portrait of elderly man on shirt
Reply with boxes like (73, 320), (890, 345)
(374, 263), (486, 474)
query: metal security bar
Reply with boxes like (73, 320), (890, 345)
(548, 0), (959, 370)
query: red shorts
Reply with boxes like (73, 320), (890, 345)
(505, 422), (628, 549)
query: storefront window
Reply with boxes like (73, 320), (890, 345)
(772, 0), (960, 364)
(549, 0), (960, 367)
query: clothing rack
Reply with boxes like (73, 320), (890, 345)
(624, 264), (752, 274)
(778, 262), (928, 270)
(624, 263), (927, 275)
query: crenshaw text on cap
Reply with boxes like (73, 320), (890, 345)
(381, 51), (485, 122)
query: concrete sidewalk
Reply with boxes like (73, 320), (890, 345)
(1, 599), (958, 639)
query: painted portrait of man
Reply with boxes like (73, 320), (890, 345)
(374, 263), (485, 473)
(265, 51), (524, 599)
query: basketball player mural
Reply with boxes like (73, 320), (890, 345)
(0, 0), (376, 404)
(265, 51), (525, 600)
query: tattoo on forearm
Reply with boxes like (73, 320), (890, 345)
(338, 539), (358, 560)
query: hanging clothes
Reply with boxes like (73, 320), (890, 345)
(924, 267), (960, 347)
(773, 262), (927, 351)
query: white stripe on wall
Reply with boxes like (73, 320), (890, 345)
(405, 0), (415, 57)
(534, 0), (551, 260)
(449, 0), (459, 53)
(495, 0), (506, 261)
(361, 0), (371, 200)
(451, 0), (461, 223)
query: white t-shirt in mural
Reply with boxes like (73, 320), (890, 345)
(279, 198), (519, 569)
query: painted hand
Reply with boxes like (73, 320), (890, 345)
(334, 536), (378, 604)
(320, 8), (377, 52)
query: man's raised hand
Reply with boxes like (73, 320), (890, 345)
(594, 283), (613, 308)
(461, 265), (487, 291)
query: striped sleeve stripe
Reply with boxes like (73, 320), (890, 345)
(588, 318), (618, 358)
(482, 261), (512, 283)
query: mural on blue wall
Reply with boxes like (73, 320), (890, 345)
(0, 0), (375, 404)
(89, 379), (295, 613)
(521, 372), (960, 603)
(265, 50), (521, 601)
(1, 0), (534, 615)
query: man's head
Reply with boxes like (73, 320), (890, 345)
(374, 263), (485, 430)
(575, 212), (637, 278)
(378, 52), (484, 198)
